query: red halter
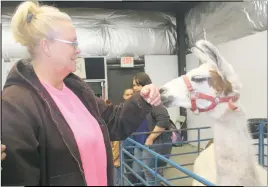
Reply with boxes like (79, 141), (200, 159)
(182, 75), (239, 114)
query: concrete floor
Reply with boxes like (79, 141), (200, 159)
(162, 144), (201, 186)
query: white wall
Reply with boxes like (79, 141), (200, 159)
(186, 31), (267, 149)
(144, 55), (181, 127)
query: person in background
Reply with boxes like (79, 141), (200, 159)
(122, 88), (139, 184)
(122, 88), (134, 101)
(132, 72), (173, 186)
(110, 88), (134, 186)
(1, 1), (161, 186)
(111, 140), (121, 186)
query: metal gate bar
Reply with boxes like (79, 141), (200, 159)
(119, 122), (267, 186)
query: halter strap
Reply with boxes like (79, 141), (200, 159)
(182, 75), (239, 114)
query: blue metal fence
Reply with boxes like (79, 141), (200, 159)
(118, 121), (267, 186)
(255, 120), (267, 167)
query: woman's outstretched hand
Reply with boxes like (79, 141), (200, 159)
(140, 84), (161, 106)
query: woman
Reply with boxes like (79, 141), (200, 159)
(1, 1), (161, 186)
(132, 72), (173, 186)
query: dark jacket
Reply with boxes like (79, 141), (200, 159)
(146, 105), (173, 167)
(1, 60), (152, 186)
(146, 104), (171, 131)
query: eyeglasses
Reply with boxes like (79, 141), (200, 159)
(53, 38), (79, 49)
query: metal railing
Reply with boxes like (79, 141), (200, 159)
(254, 120), (267, 167)
(118, 121), (267, 186)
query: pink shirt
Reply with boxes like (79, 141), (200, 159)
(42, 82), (107, 186)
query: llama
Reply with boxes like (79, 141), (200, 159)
(159, 40), (267, 186)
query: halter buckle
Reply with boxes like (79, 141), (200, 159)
(188, 90), (198, 100)
(192, 109), (200, 115)
(214, 95), (221, 104)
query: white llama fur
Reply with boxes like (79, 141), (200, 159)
(193, 143), (267, 186)
(192, 109), (267, 186)
(159, 40), (267, 186)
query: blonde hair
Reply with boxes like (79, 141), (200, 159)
(11, 1), (71, 55)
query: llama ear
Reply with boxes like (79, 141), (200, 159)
(193, 40), (242, 92)
(191, 40), (220, 69)
(190, 40), (225, 78)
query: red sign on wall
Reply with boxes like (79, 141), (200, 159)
(120, 57), (134, 67)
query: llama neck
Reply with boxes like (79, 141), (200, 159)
(212, 107), (259, 186)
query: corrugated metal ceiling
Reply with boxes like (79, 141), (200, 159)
(2, 1), (200, 15)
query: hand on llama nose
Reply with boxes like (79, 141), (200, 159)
(140, 84), (161, 106)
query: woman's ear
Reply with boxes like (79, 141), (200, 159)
(40, 39), (51, 57)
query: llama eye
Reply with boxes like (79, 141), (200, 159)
(191, 75), (208, 83)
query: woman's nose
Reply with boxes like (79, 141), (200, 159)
(76, 47), (81, 54)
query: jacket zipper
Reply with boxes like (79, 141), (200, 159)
(42, 97), (87, 186)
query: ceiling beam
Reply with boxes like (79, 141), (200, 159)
(2, 1), (200, 14)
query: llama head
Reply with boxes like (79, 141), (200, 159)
(160, 40), (242, 119)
